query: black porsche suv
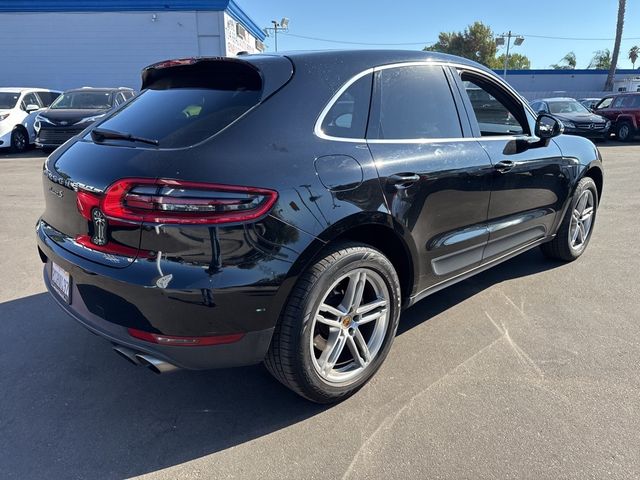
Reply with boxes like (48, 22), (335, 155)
(37, 51), (603, 403)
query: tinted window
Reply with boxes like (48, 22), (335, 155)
(51, 91), (113, 109)
(547, 100), (590, 114)
(37, 91), (60, 106)
(0, 92), (20, 109)
(95, 87), (261, 148)
(320, 73), (372, 139)
(368, 65), (462, 140)
(21, 93), (40, 110)
(462, 76), (525, 136)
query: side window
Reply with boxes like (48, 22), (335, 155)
(596, 97), (613, 109)
(21, 93), (41, 110)
(612, 96), (626, 108)
(114, 93), (127, 106)
(320, 73), (372, 139)
(461, 73), (527, 136)
(36, 91), (59, 107)
(368, 65), (462, 140)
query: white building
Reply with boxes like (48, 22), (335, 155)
(0, 1), (266, 91)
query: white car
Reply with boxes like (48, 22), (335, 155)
(0, 88), (62, 152)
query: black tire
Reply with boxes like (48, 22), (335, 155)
(540, 176), (598, 262)
(616, 122), (634, 142)
(10, 128), (29, 153)
(265, 242), (401, 403)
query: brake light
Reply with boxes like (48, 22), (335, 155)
(128, 327), (244, 346)
(98, 178), (277, 225)
(76, 190), (101, 220)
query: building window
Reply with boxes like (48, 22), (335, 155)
(236, 23), (246, 40)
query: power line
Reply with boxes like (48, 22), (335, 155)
(280, 31), (640, 46)
(280, 32), (436, 46)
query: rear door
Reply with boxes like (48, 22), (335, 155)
(367, 63), (494, 292)
(453, 68), (571, 262)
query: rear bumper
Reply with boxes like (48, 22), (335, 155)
(43, 265), (274, 369)
(36, 219), (298, 370)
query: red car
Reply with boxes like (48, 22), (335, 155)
(593, 92), (640, 142)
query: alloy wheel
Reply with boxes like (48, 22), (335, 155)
(13, 130), (27, 151)
(569, 189), (595, 250)
(310, 268), (390, 384)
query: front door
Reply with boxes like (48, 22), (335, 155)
(453, 69), (572, 262)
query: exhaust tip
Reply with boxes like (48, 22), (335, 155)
(135, 353), (179, 374)
(113, 345), (142, 366)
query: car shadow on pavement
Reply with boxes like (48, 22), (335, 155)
(398, 248), (563, 335)
(0, 249), (563, 479)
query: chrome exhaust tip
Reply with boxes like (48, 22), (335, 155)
(135, 353), (180, 374)
(113, 345), (143, 366)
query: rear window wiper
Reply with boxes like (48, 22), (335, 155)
(91, 128), (159, 146)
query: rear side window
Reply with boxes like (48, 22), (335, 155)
(95, 62), (262, 148)
(37, 91), (60, 107)
(320, 73), (372, 139)
(368, 65), (462, 140)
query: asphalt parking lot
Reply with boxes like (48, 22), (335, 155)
(1, 144), (639, 479)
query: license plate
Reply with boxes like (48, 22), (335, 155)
(51, 262), (71, 304)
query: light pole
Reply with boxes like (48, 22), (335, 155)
(496, 31), (524, 78)
(263, 17), (289, 52)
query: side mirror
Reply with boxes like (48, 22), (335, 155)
(26, 104), (40, 113)
(535, 113), (563, 140)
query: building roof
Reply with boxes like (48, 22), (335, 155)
(496, 68), (639, 76)
(0, 0), (265, 41)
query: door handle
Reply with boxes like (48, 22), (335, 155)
(388, 173), (420, 189)
(494, 160), (515, 173)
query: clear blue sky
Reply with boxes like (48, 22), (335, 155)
(239, 0), (640, 69)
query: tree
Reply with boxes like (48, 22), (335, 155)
(605, 0), (626, 91)
(589, 49), (612, 69)
(424, 21), (499, 68)
(551, 52), (577, 70)
(630, 46), (639, 69)
(494, 53), (531, 70)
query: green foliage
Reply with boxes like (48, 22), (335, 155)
(494, 53), (531, 70)
(589, 49), (612, 69)
(551, 52), (577, 70)
(629, 46), (639, 69)
(425, 22), (500, 68)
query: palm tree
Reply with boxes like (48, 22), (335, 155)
(630, 46), (639, 69)
(605, 0), (626, 91)
(551, 51), (577, 69)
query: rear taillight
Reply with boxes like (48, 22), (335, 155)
(82, 178), (277, 225)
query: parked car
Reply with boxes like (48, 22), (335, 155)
(36, 51), (603, 403)
(578, 98), (602, 111)
(0, 87), (61, 152)
(35, 87), (135, 150)
(530, 97), (610, 141)
(593, 92), (640, 142)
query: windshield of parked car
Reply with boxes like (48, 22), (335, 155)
(0, 92), (20, 109)
(50, 91), (113, 110)
(547, 100), (590, 115)
(93, 87), (261, 148)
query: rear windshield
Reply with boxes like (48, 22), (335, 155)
(93, 87), (261, 148)
(0, 92), (20, 109)
(51, 91), (113, 110)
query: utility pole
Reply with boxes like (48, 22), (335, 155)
(263, 18), (290, 53)
(496, 31), (524, 79)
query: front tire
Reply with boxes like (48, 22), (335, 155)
(265, 243), (401, 403)
(540, 177), (598, 262)
(616, 122), (634, 142)
(10, 128), (28, 153)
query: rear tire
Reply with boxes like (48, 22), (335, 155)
(10, 128), (28, 153)
(265, 243), (401, 403)
(616, 122), (634, 142)
(540, 177), (598, 262)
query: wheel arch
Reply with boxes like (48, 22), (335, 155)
(583, 164), (603, 203)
